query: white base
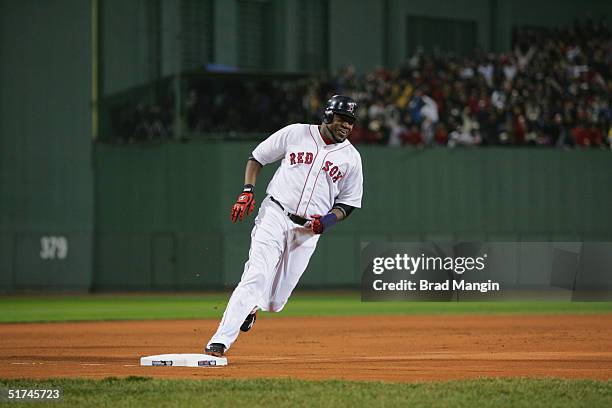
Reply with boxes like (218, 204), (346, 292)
(140, 353), (227, 367)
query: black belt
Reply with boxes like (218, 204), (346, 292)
(270, 196), (309, 226)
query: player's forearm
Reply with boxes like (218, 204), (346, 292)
(330, 203), (355, 222)
(313, 207), (351, 235)
(330, 208), (345, 221)
(244, 159), (263, 186)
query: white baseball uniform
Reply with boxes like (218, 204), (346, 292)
(207, 123), (363, 351)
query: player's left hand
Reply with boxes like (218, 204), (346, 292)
(309, 213), (338, 234)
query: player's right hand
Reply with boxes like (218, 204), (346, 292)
(230, 186), (255, 223)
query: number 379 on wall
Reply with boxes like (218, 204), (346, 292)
(40, 236), (68, 260)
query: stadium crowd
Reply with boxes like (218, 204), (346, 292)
(310, 18), (611, 147)
(112, 19), (611, 148)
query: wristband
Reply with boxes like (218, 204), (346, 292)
(320, 213), (338, 230)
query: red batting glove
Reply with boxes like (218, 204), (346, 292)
(230, 188), (255, 223)
(310, 214), (323, 234)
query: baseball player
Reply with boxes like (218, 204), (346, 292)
(205, 95), (363, 357)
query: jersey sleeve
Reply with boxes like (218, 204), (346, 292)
(251, 124), (294, 165)
(335, 152), (363, 208)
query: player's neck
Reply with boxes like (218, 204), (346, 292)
(318, 125), (336, 145)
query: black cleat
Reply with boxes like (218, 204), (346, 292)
(240, 311), (257, 332)
(205, 343), (225, 357)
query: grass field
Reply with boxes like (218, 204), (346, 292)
(1, 292), (611, 323)
(1, 293), (611, 407)
(1, 377), (611, 408)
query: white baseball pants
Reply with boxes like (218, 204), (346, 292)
(207, 196), (320, 351)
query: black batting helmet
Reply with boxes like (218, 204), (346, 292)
(322, 95), (358, 124)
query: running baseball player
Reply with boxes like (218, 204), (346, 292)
(205, 95), (363, 357)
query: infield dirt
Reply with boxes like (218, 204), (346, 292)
(1, 315), (611, 382)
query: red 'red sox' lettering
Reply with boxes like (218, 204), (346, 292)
(289, 153), (343, 183)
(289, 151), (313, 165)
(321, 161), (343, 183)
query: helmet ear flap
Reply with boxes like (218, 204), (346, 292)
(323, 109), (334, 124)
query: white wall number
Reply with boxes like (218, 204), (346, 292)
(40, 236), (69, 260)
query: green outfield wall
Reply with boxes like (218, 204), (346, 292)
(0, 0), (93, 292)
(2, 138), (611, 292)
(90, 143), (612, 291)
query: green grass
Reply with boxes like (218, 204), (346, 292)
(1, 377), (611, 408)
(0, 293), (610, 323)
